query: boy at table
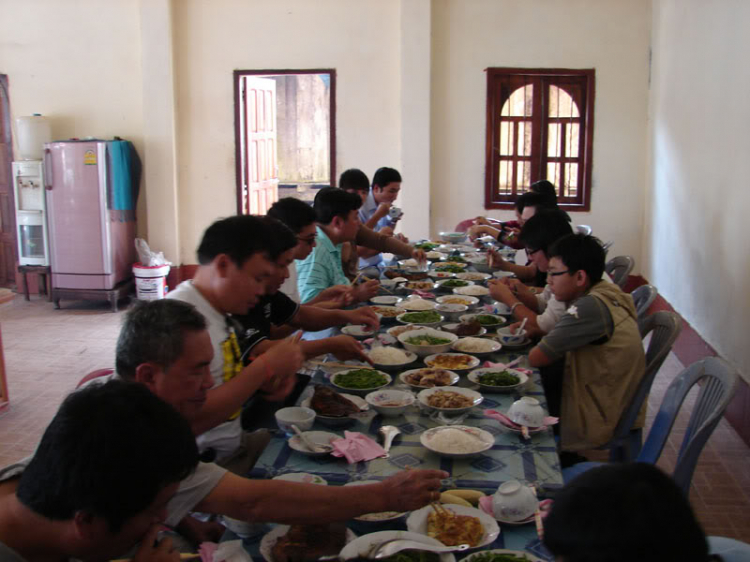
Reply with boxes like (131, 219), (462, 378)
(527, 234), (645, 457)
(296, 187), (381, 305)
(0, 380), (199, 562)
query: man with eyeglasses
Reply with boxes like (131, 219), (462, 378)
(526, 233), (645, 461)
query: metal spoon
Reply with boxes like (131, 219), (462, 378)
(291, 424), (332, 454)
(370, 539), (471, 559)
(378, 425), (401, 457)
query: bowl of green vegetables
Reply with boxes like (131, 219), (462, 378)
(467, 367), (528, 393)
(397, 327), (458, 357)
(396, 310), (444, 327)
(330, 368), (392, 396)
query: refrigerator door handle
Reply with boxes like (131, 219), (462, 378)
(44, 148), (53, 190)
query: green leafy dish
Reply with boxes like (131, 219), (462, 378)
(478, 370), (521, 387)
(474, 314), (504, 326)
(379, 552), (440, 562)
(400, 311), (442, 324)
(405, 335), (452, 346)
(435, 265), (465, 273)
(439, 279), (470, 288)
(414, 242), (439, 251)
(333, 369), (388, 389)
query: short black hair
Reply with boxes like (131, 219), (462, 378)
(339, 169), (370, 193)
(514, 191), (549, 214)
(17, 380), (198, 532)
(530, 180), (558, 206)
(267, 198), (317, 234)
(544, 463), (708, 562)
(196, 215), (287, 266)
(548, 233), (606, 285)
(519, 209), (574, 255)
(116, 300), (207, 380)
(372, 167), (402, 189)
(313, 187), (362, 225)
(261, 215), (298, 256)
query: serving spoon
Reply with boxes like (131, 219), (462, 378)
(369, 539), (471, 559)
(378, 425), (401, 458)
(291, 424), (332, 454)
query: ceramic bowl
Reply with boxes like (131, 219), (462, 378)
(341, 324), (377, 339)
(441, 322), (488, 337)
(492, 270), (515, 279)
(491, 480), (539, 522)
(367, 347), (418, 372)
(300, 393), (368, 428)
(436, 278), (474, 292)
(508, 396), (546, 427)
(274, 406), (316, 433)
(330, 369), (392, 397)
(370, 305), (402, 323)
(440, 231), (468, 244)
(365, 388), (416, 417)
(496, 326), (529, 345)
(397, 297), (437, 311)
(398, 327), (458, 357)
(434, 303), (469, 322)
(340, 531), (456, 562)
(488, 301), (513, 316)
(370, 295), (403, 306)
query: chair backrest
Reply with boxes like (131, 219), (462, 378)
(602, 240), (614, 256)
(602, 311), (682, 460)
(637, 357), (739, 495)
(76, 368), (114, 388)
(631, 284), (658, 320)
(605, 255), (634, 288)
(576, 224), (592, 236)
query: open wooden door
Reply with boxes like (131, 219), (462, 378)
(241, 76), (278, 215)
(0, 76), (16, 287)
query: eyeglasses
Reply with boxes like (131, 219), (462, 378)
(547, 269), (571, 278)
(526, 247), (541, 256)
(297, 235), (317, 246)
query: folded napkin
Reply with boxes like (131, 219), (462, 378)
(484, 409), (559, 429)
(413, 290), (436, 299)
(331, 431), (387, 463)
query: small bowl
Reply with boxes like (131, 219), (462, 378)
(436, 295), (481, 308)
(436, 278), (474, 292)
(459, 313), (507, 331)
(508, 396), (546, 427)
(496, 326), (529, 345)
(341, 324), (377, 339)
(370, 305), (403, 323)
(434, 303), (469, 322)
(275, 406), (316, 433)
(468, 367), (529, 393)
(397, 297), (437, 311)
(492, 270), (515, 279)
(451, 337), (502, 357)
(398, 327), (458, 357)
(440, 231), (468, 244)
(488, 301), (513, 316)
(398, 258), (430, 269)
(418, 386), (484, 414)
(491, 480), (539, 522)
(370, 295), (403, 306)
(330, 369), (392, 397)
(396, 311), (444, 327)
(399, 368), (460, 389)
(365, 389), (416, 417)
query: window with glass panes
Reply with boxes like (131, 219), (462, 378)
(484, 69), (595, 211)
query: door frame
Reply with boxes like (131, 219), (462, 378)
(0, 74), (18, 287)
(233, 69), (336, 215)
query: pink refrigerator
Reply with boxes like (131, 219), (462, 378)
(43, 140), (137, 291)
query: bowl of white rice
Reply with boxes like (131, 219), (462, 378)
(453, 285), (491, 302)
(367, 346), (419, 371)
(451, 337), (502, 357)
(434, 303), (469, 322)
(397, 327), (458, 357)
(397, 297), (437, 312)
(420, 425), (495, 458)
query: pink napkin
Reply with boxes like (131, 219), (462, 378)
(484, 409), (559, 429)
(199, 542), (218, 562)
(482, 361), (533, 375)
(331, 431), (387, 463)
(413, 290), (436, 299)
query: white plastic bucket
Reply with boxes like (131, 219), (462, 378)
(133, 263), (170, 300)
(16, 115), (52, 161)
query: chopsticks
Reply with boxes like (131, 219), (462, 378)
(307, 360), (369, 370)
(430, 501), (451, 517)
(529, 485), (544, 540)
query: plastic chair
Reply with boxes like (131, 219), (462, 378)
(563, 357), (739, 495)
(576, 224), (593, 236)
(602, 240), (614, 255)
(76, 368), (114, 388)
(597, 311), (682, 462)
(605, 255), (634, 288)
(631, 284), (658, 320)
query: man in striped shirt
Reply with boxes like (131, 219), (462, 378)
(297, 187), (380, 304)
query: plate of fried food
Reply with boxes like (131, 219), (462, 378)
(417, 387), (484, 414)
(302, 385), (369, 428)
(399, 367), (460, 390)
(261, 523), (356, 562)
(406, 502), (499, 549)
(423, 352), (481, 373)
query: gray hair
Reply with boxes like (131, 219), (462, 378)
(116, 300), (207, 380)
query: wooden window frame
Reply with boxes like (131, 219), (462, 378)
(233, 69), (336, 215)
(484, 68), (595, 212)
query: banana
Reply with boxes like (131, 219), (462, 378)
(439, 492), (472, 507)
(443, 489), (486, 505)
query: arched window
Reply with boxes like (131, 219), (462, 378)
(485, 69), (595, 210)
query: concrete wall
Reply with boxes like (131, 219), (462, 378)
(644, 0), (750, 381)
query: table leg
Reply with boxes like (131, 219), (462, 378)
(21, 272), (30, 301)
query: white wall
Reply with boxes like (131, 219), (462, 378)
(430, 0), (651, 267)
(0, 0), (146, 228)
(172, 0), (404, 262)
(644, 0), (750, 380)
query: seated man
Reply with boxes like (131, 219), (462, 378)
(296, 187), (381, 305)
(92, 300), (447, 535)
(0, 380), (199, 562)
(340, 168), (387, 275)
(357, 167), (406, 271)
(167, 215), (306, 464)
(527, 234), (645, 453)
(544, 463), (710, 562)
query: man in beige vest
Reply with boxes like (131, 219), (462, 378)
(528, 234), (645, 457)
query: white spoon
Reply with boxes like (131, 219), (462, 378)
(291, 424), (332, 454)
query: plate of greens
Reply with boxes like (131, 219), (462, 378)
(396, 310), (444, 326)
(459, 313), (507, 330)
(330, 368), (392, 396)
(468, 367), (529, 392)
(461, 550), (544, 562)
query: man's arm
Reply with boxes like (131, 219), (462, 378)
(195, 469), (446, 525)
(290, 303), (379, 332)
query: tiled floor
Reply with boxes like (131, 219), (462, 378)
(0, 294), (749, 540)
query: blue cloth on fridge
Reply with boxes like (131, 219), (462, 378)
(108, 140), (134, 212)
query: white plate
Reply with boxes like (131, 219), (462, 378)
(370, 295), (403, 306)
(417, 386), (484, 414)
(272, 472), (328, 485)
(459, 313), (507, 330)
(454, 286), (490, 298)
(496, 416), (548, 434)
(301, 392), (369, 428)
(399, 368), (460, 389)
(451, 337), (502, 357)
(288, 431), (340, 457)
(468, 368), (529, 393)
(260, 525), (356, 562)
(344, 481), (407, 522)
(340, 530), (456, 562)
(420, 425), (495, 458)
(341, 325), (377, 339)
(423, 352), (481, 372)
(462, 549), (545, 562)
(436, 295), (480, 308)
(397, 298), (437, 311)
(368, 348), (419, 371)
(396, 311), (444, 327)
(492, 270), (515, 279)
(457, 272), (492, 282)
(436, 278), (474, 291)
(330, 369), (392, 397)
(406, 503), (500, 549)
(428, 270), (457, 279)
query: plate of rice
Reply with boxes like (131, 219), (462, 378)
(420, 425), (494, 458)
(397, 297), (437, 311)
(454, 285), (491, 298)
(451, 337), (502, 357)
(367, 346), (419, 371)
